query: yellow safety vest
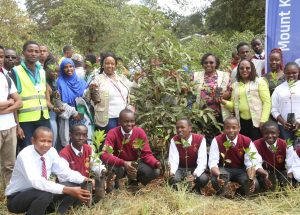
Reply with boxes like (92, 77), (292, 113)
(15, 65), (49, 122)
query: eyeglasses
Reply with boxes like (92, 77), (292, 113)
(5, 56), (17, 60)
(203, 61), (215, 65)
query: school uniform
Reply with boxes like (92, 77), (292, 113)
(168, 133), (209, 190)
(101, 126), (160, 185)
(254, 138), (293, 189)
(209, 133), (260, 195)
(5, 145), (86, 214)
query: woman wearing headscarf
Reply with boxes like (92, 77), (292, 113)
(265, 48), (285, 95)
(56, 58), (88, 147)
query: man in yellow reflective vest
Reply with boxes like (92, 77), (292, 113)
(11, 41), (51, 151)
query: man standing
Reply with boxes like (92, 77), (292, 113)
(39, 45), (49, 66)
(0, 45), (22, 183)
(11, 41), (51, 150)
(251, 38), (265, 60)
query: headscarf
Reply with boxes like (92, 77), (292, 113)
(269, 48), (284, 72)
(57, 58), (87, 107)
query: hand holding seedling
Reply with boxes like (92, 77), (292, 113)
(216, 175), (225, 187)
(124, 161), (138, 176)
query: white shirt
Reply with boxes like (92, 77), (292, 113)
(271, 81), (300, 124)
(105, 73), (129, 118)
(5, 145), (86, 196)
(59, 143), (106, 180)
(291, 150), (300, 181)
(121, 127), (133, 138)
(0, 72), (17, 130)
(168, 135), (207, 177)
(259, 141), (294, 173)
(208, 135), (261, 170)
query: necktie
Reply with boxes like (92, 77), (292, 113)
(124, 133), (130, 140)
(259, 55), (262, 59)
(78, 152), (83, 157)
(40, 157), (47, 179)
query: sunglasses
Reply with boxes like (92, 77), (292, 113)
(5, 56), (17, 60)
(203, 61), (215, 65)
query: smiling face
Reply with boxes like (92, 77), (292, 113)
(103, 56), (116, 76)
(63, 63), (75, 76)
(238, 60), (252, 81)
(284, 64), (299, 82)
(176, 120), (192, 140)
(224, 118), (240, 141)
(269, 52), (282, 72)
(202, 55), (216, 74)
(70, 125), (88, 150)
(32, 130), (53, 156)
(119, 111), (135, 133)
(262, 126), (279, 145)
(23, 44), (40, 64)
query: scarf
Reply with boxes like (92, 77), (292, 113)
(57, 58), (87, 107)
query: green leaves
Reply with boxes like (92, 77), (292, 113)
(244, 147), (256, 161)
(286, 138), (294, 148)
(132, 138), (145, 150)
(175, 138), (190, 149)
(223, 140), (232, 151)
(92, 130), (106, 151)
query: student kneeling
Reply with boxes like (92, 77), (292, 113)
(101, 109), (161, 186)
(254, 121), (294, 191)
(209, 117), (259, 196)
(5, 127), (91, 215)
(168, 118), (208, 191)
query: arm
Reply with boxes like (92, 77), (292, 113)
(286, 145), (294, 174)
(46, 83), (54, 110)
(258, 78), (271, 123)
(208, 138), (220, 174)
(244, 142), (263, 170)
(101, 131), (126, 167)
(193, 137), (207, 177)
(0, 92), (22, 114)
(168, 138), (179, 175)
(271, 87), (282, 122)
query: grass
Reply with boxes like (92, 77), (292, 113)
(2, 181), (300, 215)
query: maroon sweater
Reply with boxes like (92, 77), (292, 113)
(101, 126), (159, 168)
(59, 143), (92, 177)
(215, 133), (251, 168)
(173, 133), (204, 168)
(254, 138), (287, 171)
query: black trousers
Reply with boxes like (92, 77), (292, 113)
(7, 182), (80, 215)
(240, 118), (261, 141)
(112, 161), (160, 186)
(169, 167), (209, 190)
(211, 167), (249, 196)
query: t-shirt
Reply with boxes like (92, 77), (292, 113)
(0, 72), (17, 130)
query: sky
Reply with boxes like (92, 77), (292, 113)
(17, 0), (209, 16)
(129, 0), (209, 15)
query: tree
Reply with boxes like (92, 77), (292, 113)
(0, 0), (36, 51)
(205, 0), (265, 34)
(25, 0), (63, 29)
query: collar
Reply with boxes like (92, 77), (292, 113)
(71, 143), (84, 157)
(265, 140), (277, 149)
(226, 135), (238, 146)
(121, 127), (133, 137)
(254, 51), (265, 59)
(186, 134), (193, 145)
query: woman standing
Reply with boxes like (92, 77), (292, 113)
(194, 53), (232, 123)
(222, 59), (271, 141)
(56, 58), (88, 147)
(265, 48), (285, 95)
(85, 52), (137, 133)
(272, 62), (300, 143)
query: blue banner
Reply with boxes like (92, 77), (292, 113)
(266, 0), (300, 72)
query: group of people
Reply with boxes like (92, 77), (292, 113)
(1, 37), (300, 214)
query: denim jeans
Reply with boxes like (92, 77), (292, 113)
(49, 110), (58, 148)
(19, 118), (51, 151)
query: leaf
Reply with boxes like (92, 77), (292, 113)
(224, 159), (231, 164)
